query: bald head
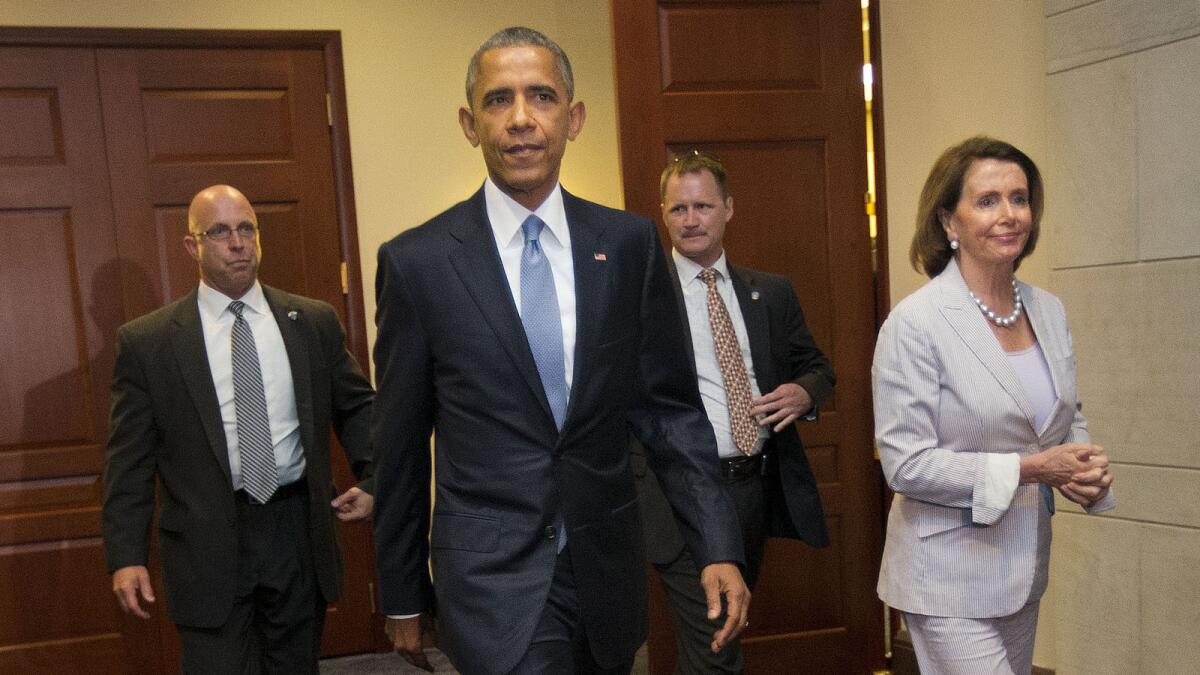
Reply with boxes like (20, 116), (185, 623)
(184, 184), (261, 299)
(188, 184), (253, 233)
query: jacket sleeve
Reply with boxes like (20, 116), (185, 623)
(371, 241), (435, 616)
(102, 328), (158, 572)
(625, 220), (745, 568)
(872, 306), (1017, 526)
(779, 279), (835, 417)
(318, 304), (376, 493)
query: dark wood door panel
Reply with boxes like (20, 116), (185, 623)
(658, 2), (823, 92)
(615, 1), (883, 672)
(0, 46), (148, 674)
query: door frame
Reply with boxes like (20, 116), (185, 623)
(0, 26), (369, 374)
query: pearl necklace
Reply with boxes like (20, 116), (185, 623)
(968, 280), (1023, 327)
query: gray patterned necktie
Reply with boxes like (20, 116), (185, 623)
(228, 300), (278, 503)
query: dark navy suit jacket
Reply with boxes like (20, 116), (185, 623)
(371, 187), (743, 675)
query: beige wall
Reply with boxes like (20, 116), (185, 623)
(879, 0), (1051, 304)
(1042, 1), (1200, 673)
(0, 0), (623, 350)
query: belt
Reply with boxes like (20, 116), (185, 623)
(719, 454), (764, 481)
(234, 476), (307, 505)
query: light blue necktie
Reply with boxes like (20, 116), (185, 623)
(229, 300), (278, 503)
(519, 214), (569, 551)
(520, 214), (568, 430)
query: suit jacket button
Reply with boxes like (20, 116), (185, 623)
(544, 526), (556, 540)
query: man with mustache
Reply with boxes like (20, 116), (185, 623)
(635, 152), (835, 673)
(103, 184), (375, 673)
(372, 26), (749, 675)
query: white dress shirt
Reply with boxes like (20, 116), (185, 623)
(484, 177), (577, 390)
(672, 250), (766, 459)
(197, 280), (304, 489)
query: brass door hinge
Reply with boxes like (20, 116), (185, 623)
(340, 261), (349, 295)
(326, 92), (333, 127)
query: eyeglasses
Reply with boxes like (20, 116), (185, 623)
(193, 223), (258, 242)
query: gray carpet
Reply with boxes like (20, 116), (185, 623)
(321, 644), (649, 674)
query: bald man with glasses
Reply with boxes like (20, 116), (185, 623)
(102, 185), (376, 674)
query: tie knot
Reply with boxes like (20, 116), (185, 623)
(228, 300), (246, 318)
(522, 214), (546, 243)
(698, 267), (718, 288)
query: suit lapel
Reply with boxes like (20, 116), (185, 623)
(1022, 283), (1070, 437)
(937, 261), (1038, 431)
(729, 264), (775, 391)
(169, 290), (232, 482)
(263, 285), (315, 457)
(447, 188), (556, 425)
(562, 190), (608, 428)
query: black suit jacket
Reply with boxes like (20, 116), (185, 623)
(635, 260), (833, 565)
(372, 187), (743, 675)
(102, 284), (374, 628)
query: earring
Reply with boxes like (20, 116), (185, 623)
(949, 239), (959, 251)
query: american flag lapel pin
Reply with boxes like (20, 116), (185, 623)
(287, 310), (300, 321)
(593, 252), (607, 261)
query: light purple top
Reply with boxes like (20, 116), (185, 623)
(1007, 343), (1056, 433)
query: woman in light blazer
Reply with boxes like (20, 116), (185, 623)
(873, 137), (1115, 675)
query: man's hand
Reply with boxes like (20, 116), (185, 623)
(385, 615), (433, 672)
(112, 565), (155, 619)
(331, 487), (374, 522)
(700, 562), (751, 653)
(749, 383), (813, 432)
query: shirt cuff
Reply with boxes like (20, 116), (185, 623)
(387, 613), (420, 620)
(982, 453), (1021, 510)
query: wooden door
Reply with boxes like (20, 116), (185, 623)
(612, 1), (885, 672)
(0, 45), (157, 675)
(0, 30), (377, 674)
(94, 44), (377, 662)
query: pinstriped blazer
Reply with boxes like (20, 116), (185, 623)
(872, 259), (1113, 618)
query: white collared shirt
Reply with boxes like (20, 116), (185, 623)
(197, 280), (304, 489)
(484, 177), (577, 389)
(672, 250), (766, 458)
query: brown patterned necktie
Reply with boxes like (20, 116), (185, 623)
(698, 268), (757, 456)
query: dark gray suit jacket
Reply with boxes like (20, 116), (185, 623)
(102, 284), (374, 627)
(372, 188), (743, 675)
(635, 261), (833, 565)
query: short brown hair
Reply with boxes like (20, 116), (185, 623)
(910, 136), (1044, 278)
(660, 150), (729, 202)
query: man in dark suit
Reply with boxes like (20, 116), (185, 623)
(102, 185), (375, 674)
(372, 27), (749, 675)
(635, 152), (835, 673)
